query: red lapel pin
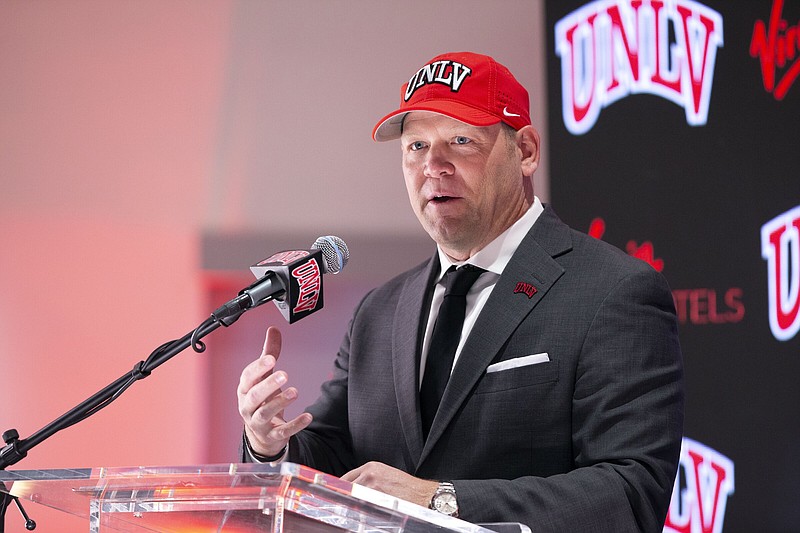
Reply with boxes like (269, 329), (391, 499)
(513, 281), (538, 299)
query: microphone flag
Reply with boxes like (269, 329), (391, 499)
(250, 249), (324, 323)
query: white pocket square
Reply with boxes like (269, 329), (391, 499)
(486, 353), (550, 373)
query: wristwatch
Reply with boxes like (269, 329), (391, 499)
(430, 481), (459, 517)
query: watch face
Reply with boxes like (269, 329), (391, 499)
(434, 492), (458, 515)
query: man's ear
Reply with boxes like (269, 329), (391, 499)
(517, 125), (540, 177)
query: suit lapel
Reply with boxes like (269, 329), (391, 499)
(392, 255), (439, 466)
(418, 206), (573, 463)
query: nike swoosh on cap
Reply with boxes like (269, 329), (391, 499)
(503, 107), (521, 117)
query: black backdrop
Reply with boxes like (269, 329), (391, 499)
(545, 1), (800, 531)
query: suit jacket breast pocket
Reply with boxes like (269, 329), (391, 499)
(474, 359), (559, 394)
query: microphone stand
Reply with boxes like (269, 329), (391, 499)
(0, 235), (349, 531)
(0, 310), (245, 532)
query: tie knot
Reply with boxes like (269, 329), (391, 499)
(442, 265), (484, 297)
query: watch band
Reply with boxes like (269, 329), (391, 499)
(430, 481), (459, 518)
(243, 432), (287, 463)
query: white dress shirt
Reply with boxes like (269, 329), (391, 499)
(419, 196), (544, 386)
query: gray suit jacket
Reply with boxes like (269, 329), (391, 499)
(287, 205), (684, 532)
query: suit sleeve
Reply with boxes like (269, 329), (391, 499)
(453, 267), (684, 532)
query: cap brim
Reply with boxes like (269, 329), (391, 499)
(372, 101), (502, 142)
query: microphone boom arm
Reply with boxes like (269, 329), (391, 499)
(0, 315), (225, 471)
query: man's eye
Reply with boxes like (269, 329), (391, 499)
(410, 141), (426, 151)
(454, 136), (470, 145)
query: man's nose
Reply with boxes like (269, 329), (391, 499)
(423, 145), (455, 178)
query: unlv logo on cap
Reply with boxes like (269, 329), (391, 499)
(761, 205), (800, 342)
(404, 60), (473, 101)
(555, 0), (724, 135)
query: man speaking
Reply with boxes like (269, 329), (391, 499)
(237, 51), (684, 532)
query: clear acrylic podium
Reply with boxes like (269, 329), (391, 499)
(0, 462), (499, 532)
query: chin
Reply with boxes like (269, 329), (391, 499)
(430, 231), (477, 258)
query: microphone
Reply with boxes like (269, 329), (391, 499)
(212, 235), (349, 324)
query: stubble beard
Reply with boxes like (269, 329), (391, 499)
(420, 207), (485, 260)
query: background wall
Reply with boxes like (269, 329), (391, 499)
(0, 1), (547, 531)
(545, 1), (799, 532)
(4, 1), (796, 532)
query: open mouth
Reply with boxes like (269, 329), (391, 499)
(431, 196), (457, 203)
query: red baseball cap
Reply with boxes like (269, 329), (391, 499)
(372, 51), (531, 142)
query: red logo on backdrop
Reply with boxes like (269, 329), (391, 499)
(761, 205), (800, 341)
(672, 288), (744, 325)
(554, 0), (724, 135)
(664, 437), (735, 533)
(589, 217), (665, 271)
(589, 217), (745, 325)
(750, 0), (800, 100)
(626, 240), (665, 272)
(291, 259), (322, 313)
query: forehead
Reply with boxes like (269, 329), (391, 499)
(400, 112), (498, 137)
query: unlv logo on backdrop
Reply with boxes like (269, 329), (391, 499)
(555, 0), (724, 135)
(664, 438), (735, 533)
(761, 205), (800, 342)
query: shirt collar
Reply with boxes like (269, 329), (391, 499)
(435, 196), (544, 281)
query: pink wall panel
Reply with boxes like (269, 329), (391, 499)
(0, 215), (205, 467)
(0, 215), (205, 532)
(0, 1), (547, 530)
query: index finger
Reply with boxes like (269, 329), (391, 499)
(237, 327), (284, 397)
(262, 326), (282, 361)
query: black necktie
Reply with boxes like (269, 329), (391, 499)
(420, 264), (484, 439)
